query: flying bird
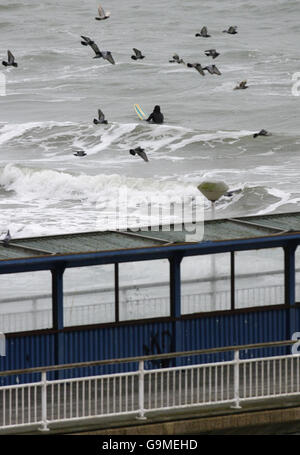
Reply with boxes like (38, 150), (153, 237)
(95, 5), (111, 20)
(253, 129), (271, 138)
(224, 188), (243, 198)
(73, 150), (87, 157)
(203, 64), (222, 75)
(223, 26), (238, 34)
(2, 230), (11, 246)
(195, 26), (211, 37)
(169, 53), (185, 64)
(129, 147), (149, 162)
(80, 36), (115, 64)
(100, 51), (115, 65)
(234, 80), (248, 90)
(131, 48), (145, 60)
(2, 50), (18, 68)
(187, 63), (205, 76)
(93, 109), (108, 124)
(204, 49), (220, 59)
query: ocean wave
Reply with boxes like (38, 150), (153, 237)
(0, 121), (76, 146)
(0, 121), (279, 162)
(169, 130), (255, 151)
(0, 164), (200, 205)
(214, 184), (300, 218)
(0, 163), (209, 236)
(0, 165), (299, 237)
(62, 125), (256, 158)
(0, 121), (194, 157)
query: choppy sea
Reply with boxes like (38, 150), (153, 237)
(1, 0), (300, 238)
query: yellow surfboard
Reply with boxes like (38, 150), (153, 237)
(134, 104), (147, 120)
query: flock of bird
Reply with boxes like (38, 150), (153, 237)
(0, 5), (273, 245)
(1, 4), (271, 165)
(168, 24), (271, 140)
(169, 26), (236, 78)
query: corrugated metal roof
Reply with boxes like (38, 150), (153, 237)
(1, 211), (300, 262)
(0, 231), (168, 261)
(136, 211), (300, 243)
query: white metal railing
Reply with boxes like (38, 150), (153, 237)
(0, 280), (294, 333)
(0, 341), (299, 432)
(0, 382), (42, 428)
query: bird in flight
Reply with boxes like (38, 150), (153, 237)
(169, 53), (185, 64)
(131, 48), (145, 60)
(73, 150), (87, 157)
(2, 50), (18, 67)
(203, 64), (222, 75)
(93, 109), (108, 124)
(223, 26), (238, 34)
(80, 36), (115, 64)
(129, 147), (149, 162)
(234, 80), (248, 90)
(195, 26), (211, 37)
(253, 129), (271, 138)
(95, 5), (111, 20)
(2, 230), (11, 246)
(204, 49), (220, 59)
(187, 63), (205, 76)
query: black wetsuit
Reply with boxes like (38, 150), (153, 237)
(146, 106), (164, 124)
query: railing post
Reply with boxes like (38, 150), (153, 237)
(170, 256), (182, 366)
(284, 245), (297, 344)
(38, 371), (49, 432)
(231, 350), (241, 409)
(136, 360), (147, 420)
(114, 263), (119, 322)
(230, 251), (235, 311)
(52, 267), (65, 379)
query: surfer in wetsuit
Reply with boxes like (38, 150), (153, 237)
(146, 105), (164, 124)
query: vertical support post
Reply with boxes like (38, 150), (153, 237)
(0, 332), (5, 357)
(230, 251), (235, 311)
(38, 371), (49, 432)
(32, 298), (38, 330)
(115, 263), (119, 322)
(52, 267), (65, 379)
(136, 360), (147, 420)
(170, 256), (182, 366)
(211, 201), (215, 219)
(284, 244), (297, 341)
(231, 349), (241, 409)
(211, 254), (216, 310)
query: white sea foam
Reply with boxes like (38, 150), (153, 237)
(72, 123), (138, 155)
(255, 188), (299, 216)
(0, 164), (205, 237)
(0, 164), (200, 205)
(169, 130), (254, 151)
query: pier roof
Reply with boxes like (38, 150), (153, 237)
(1, 211), (300, 262)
